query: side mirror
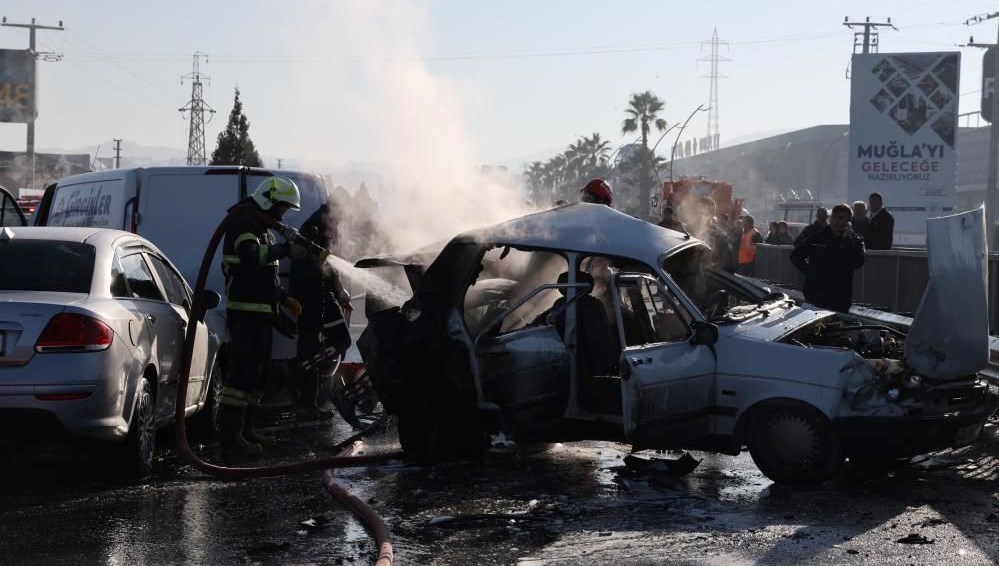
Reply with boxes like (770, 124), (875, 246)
(690, 320), (719, 346)
(200, 289), (222, 311)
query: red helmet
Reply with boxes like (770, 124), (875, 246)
(581, 178), (613, 206)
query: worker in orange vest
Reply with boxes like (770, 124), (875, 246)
(736, 215), (764, 277)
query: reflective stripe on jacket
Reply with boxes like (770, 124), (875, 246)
(221, 202), (283, 314)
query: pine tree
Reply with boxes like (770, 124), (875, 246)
(210, 88), (262, 167)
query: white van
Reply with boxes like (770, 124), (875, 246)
(33, 166), (330, 364)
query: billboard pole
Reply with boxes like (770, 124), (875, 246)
(967, 12), (999, 247)
(1, 17), (63, 191)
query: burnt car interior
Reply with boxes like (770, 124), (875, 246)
(466, 245), (700, 424)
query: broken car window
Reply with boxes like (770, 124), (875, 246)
(464, 246), (567, 336)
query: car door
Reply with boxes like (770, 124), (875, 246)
(144, 252), (211, 411)
(0, 186), (26, 227)
(612, 273), (716, 449)
(117, 250), (187, 422)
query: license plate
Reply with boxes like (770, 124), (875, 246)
(955, 423), (982, 446)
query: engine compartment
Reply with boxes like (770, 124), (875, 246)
(781, 317), (990, 417)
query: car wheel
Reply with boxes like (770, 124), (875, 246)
(747, 407), (843, 484)
(188, 356), (224, 439)
(119, 377), (157, 479)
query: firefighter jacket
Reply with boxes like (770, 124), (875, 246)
(222, 200), (289, 315)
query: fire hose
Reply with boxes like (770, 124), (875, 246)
(173, 206), (399, 565)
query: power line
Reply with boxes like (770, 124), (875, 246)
(843, 16), (897, 54)
(61, 30), (175, 102)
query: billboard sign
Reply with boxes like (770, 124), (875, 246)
(0, 49), (35, 123)
(848, 52), (960, 246)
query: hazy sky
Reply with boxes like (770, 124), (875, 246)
(0, 0), (992, 171)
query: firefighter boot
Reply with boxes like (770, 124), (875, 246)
(243, 404), (277, 448)
(219, 404), (263, 456)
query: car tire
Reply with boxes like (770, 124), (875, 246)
(188, 356), (224, 440)
(747, 407), (843, 484)
(118, 377), (157, 479)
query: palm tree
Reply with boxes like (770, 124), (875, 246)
(579, 132), (611, 172)
(524, 161), (546, 206)
(622, 91), (667, 218)
(622, 91), (667, 149)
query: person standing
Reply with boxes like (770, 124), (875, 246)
(772, 221), (794, 245)
(794, 207), (828, 247)
(851, 200), (870, 237)
(865, 192), (894, 250)
(736, 215), (764, 276)
(657, 205), (686, 232)
(219, 177), (310, 455)
(764, 221), (779, 244)
(580, 178), (614, 207)
(289, 203), (353, 420)
(790, 203), (866, 312)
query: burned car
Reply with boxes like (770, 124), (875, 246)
(358, 203), (997, 483)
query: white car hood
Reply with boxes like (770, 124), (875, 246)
(904, 206), (989, 379)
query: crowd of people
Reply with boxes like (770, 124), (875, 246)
(645, 183), (896, 315)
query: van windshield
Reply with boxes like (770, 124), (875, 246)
(0, 241), (95, 292)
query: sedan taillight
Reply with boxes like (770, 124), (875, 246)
(35, 313), (113, 353)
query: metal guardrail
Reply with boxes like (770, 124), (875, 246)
(754, 243), (999, 331)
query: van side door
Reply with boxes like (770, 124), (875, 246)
(136, 170), (242, 297)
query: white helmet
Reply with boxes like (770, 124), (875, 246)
(251, 177), (301, 211)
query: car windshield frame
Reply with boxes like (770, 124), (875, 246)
(0, 240), (96, 293)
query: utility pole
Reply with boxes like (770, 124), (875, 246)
(276, 158), (283, 169)
(698, 28), (729, 151)
(179, 52), (214, 166)
(1, 17), (64, 190)
(968, 12), (999, 246)
(843, 16), (896, 54)
(112, 138), (122, 169)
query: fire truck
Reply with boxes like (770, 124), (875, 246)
(660, 176), (744, 221)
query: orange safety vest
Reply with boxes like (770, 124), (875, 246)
(738, 228), (760, 265)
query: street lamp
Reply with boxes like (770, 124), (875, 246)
(651, 123), (681, 154)
(669, 104), (709, 183)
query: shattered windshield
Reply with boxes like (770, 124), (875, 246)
(660, 246), (771, 322)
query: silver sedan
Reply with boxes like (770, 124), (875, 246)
(0, 226), (223, 477)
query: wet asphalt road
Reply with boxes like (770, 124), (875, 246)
(2, 415), (999, 565)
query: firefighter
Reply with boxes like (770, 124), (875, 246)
(580, 178), (613, 207)
(218, 176), (310, 455)
(289, 202), (353, 420)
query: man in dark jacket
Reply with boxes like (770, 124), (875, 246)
(289, 203), (353, 419)
(794, 207), (828, 247)
(220, 177), (311, 455)
(790, 203), (866, 312)
(865, 192), (894, 250)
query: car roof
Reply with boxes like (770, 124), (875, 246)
(455, 202), (706, 264)
(0, 226), (148, 249)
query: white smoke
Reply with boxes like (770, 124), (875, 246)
(287, 1), (533, 254)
